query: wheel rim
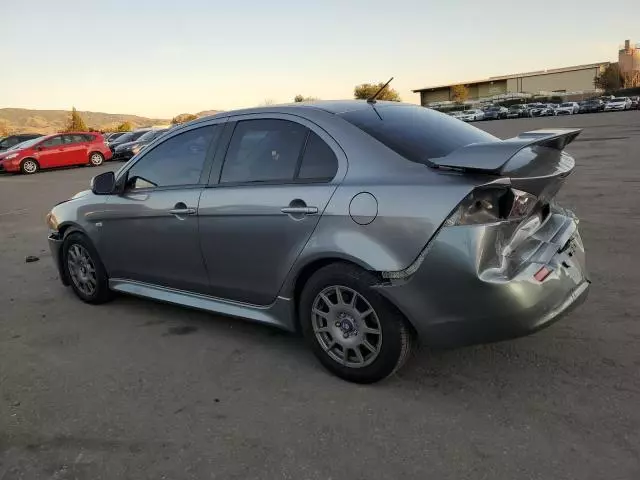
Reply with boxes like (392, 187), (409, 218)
(67, 244), (97, 296)
(90, 153), (103, 165)
(23, 160), (37, 173)
(311, 285), (383, 368)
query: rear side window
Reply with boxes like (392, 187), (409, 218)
(220, 119), (308, 184)
(83, 134), (96, 142)
(339, 105), (497, 163)
(127, 126), (220, 189)
(63, 134), (88, 144)
(297, 131), (338, 182)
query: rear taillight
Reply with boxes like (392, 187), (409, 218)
(444, 187), (537, 226)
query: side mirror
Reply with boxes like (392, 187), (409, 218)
(91, 171), (116, 195)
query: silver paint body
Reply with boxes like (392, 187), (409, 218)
(48, 101), (589, 347)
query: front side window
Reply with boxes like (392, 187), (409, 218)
(126, 125), (219, 189)
(42, 136), (63, 147)
(220, 119), (308, 184)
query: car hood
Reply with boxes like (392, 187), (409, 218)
(115, 140), (144, 151)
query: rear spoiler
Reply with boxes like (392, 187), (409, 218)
(429, 128), (582, 174)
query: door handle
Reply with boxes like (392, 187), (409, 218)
(280, 206), (318, 215)
(169, 208), (196, 215)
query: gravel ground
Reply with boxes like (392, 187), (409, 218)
(1, 111), (639, 479)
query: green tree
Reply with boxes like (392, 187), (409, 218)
(116, 121), (133, 132)
(594, 63), (623, 92)
(354, 82), (401, 102)
(64, 107), (88, 132)
(450, 84), (469, 104)
(171, 113), (198, 124)
(294, 94), (318, 102)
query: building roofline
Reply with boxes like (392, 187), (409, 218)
(412, 62), (611, 93)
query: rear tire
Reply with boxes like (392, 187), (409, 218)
(89, 152), (105, 166)
(62, 232), (113, 304)
(20, 158), (39, 174)
(299, 263), (414, 384)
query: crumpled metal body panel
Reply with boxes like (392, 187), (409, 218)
(374, 208), (589, 347)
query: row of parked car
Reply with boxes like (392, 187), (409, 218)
(0, 127), (170, 174)
(448, 96), (639, 122)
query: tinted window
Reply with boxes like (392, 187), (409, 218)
(1, 137), (20, 148)
(83, 134), (96, 142)
(221, 119), (308, 184)
(339, 105), (497, 163)
(297, 131), (338, 182)
(42, 136), (63, 147)
(127, 126), (219, 189)
(63, 134), (87, 144)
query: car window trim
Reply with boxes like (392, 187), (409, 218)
(207, 114), (342, 188)
(116, 120), (227, 191)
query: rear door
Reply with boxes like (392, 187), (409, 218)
(198, 115), (344, 305)
(61, 134), (90, 165)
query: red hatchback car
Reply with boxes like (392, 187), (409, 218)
(0, 132), (112, 174)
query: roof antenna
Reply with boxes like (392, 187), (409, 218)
(367, 77), (394, 104)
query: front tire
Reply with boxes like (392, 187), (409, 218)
(20, 158), (39, 174)
(89, 152), (105, 166)
(299, 263), (414, 384)
(62, 233), (113, 304)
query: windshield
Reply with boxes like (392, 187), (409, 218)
(9, 137), (44, 150)
(136, 130), (158, 142)
(510, 106), (522, 110)
(129, 130), (150, 141)
(339, 104), (497, 164)
(114, 132), (134, 143)
(612, 98), (626, 102)
(560, 103), (572, 107)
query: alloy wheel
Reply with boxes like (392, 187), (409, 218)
(67, 244), (97, 297)
(22, 160), (37, 174)
(311, 285), (383, 368)
(90, 153), (104, 166)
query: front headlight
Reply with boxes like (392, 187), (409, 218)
(5, 153), (18, 160)
(45, 212), (59, 231)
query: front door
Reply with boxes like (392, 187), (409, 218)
(99, 124), (222, 294)
(198, 118), (343, 305)
(36, 135), (66, 168)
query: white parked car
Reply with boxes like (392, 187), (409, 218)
(459, 109), (484, 122)
(604, 97), (632, 111)
(555, 102), (580, 115)
(447, 111), (465, 119)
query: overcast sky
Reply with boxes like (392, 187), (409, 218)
(1, 0), (637, 117)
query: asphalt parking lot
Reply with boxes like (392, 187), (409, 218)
(1, 111), (639, 479)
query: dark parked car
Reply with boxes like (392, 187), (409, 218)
(105, 132), (128, 143)
(506, 105), (527, 119)
(108, 129), (152, 152)
(483, 106), (508, 120)
(0, 134), (43, 152)
(112, 128), (169, 161)
(45, 100), (589, 383)
(579, 100), (605, 113)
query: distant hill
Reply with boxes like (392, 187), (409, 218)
(0, 108), (171, 134)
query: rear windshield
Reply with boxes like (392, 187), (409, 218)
(338, 105), (497, 163)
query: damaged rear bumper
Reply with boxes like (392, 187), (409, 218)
(375, 211), (590, 348)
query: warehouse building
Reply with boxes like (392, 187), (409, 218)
(414, 62), (610, 106)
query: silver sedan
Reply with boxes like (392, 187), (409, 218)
(46, 101), (590, 383)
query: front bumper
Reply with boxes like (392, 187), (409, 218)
(112, 150), (134, 161)
(376, 212), (590, 348)
(48, 232), (69, 285)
